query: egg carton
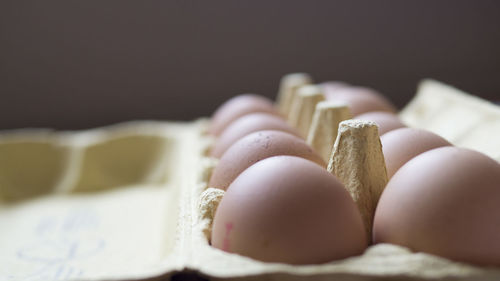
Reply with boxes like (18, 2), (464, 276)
(0, 79), (499, 281)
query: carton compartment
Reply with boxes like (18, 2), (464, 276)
(0, 122), (189, 280)
(0, 140), (67, 203)
(73, 134), (172, 193)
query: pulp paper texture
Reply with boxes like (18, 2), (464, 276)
(0, 80), (499, 281)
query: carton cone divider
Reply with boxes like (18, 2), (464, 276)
(288, 85), (326, 138)
(276, 73), (312, 118)
(327, 119), (389, 240)
(307, 101), (352, 164)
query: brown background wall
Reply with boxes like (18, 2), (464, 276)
(1, 0), (499, 130)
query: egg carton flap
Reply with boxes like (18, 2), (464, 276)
(400, 79), (500, 161)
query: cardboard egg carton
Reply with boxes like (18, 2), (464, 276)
(0, 79), (499, 281)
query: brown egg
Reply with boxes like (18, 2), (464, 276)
(324, 86), (396, 116)
(209, 130), (325, 190)
(354, 111), (406, 136)
(210, 113), (299, 158)
(373, 147), (500, 266)
(208, 94), (279, 136)
(212, 156), (367, 264)
(381, 128), (452, 178)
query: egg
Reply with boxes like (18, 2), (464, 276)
(381, 128), (452, 178)
(373, 147), (500, 266)
(320, 81), (350, 94)
(354, 111), (406, 136)
(324, 86), (396, 116)
(209, 130), (325, 190)
(212, 156), (367, 264)
(208, 94), (279, 136)
(210, 113), (299, 158)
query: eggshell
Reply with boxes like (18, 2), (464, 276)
(209, 130), (325, 190)
(381, 128), (452, 178)
(208, 94), (279, 136)
(373, 147), (500, 266)
(210, 113), (299, 158)
(212, 156), (367, 264)
(354, 111), (406, 136)
(325, 86), (396, 116)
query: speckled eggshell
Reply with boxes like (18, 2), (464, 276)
(373, 147), (500, 266)
(381, 128), (452, 178)
(324, 86), (396, 116)
(209, 130), (325, 190)
(354, 111), (406, 136)
(210, 113), (300, 158)
(208, 94), (279, 136)
(212, 156), (367, 264)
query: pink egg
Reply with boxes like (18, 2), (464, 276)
(212, 156), (367, 264)
(354, 111), (406, 136)
(209, 94), (279, 136)
(373, 147), (500, 266)
(209, 130), (325, 190)
(325, 86), (396, 116)
(320, 81), (350, 94)
(381, 128), (452, 178)
(210, 113), (299, 158)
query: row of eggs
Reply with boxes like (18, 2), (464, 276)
(205, 82), (500, 266)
